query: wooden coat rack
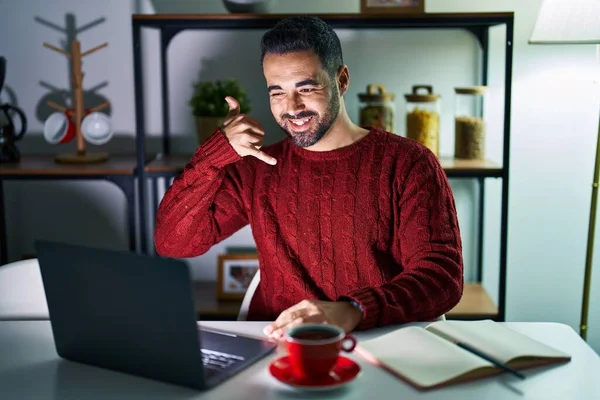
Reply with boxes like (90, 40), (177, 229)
(43, 39), (110, 164)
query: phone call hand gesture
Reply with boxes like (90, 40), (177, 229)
(221, 96), (277, 166)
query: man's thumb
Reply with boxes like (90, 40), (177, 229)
(225, 96), (240, 117)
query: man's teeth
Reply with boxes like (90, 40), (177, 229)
(291, 117), (311, 126)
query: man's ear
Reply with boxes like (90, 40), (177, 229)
(337, 65), (350, 96)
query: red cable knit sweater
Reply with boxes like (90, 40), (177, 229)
(154, 128), (463, 329)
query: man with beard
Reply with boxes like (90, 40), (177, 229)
(154, 16), (463, 339)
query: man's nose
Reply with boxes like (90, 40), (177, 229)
(285, 93), (305, 116)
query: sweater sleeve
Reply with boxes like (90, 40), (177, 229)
(339, 149), (464, 329)
(153, 129), (249, 258)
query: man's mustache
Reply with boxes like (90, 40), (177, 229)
(282, 111), (317, 120)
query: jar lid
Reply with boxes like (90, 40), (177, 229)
(358, 84), (395, 102)
(404, 85), (440, 103)
(455, 86), (488, 95)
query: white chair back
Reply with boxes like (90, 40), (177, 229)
(0, 259), (49, 320)
(237, 269), (260, 321)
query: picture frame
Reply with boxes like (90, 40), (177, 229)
(217, 253), (260, 301)
(360, 0), (425, 14)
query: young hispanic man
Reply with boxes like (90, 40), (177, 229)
(154, 16), (464, 340)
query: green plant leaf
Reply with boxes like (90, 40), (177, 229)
(189, 77), (252, 117)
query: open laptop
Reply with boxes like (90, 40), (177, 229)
(35, 240), (276, 390)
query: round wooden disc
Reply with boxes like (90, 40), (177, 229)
(55, 152), (109, 164)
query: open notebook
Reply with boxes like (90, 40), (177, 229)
(355, 320), (571, 390)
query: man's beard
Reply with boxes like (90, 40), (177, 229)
(278, 88), (340, 148)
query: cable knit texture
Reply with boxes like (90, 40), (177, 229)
(154, 128), (463, 329)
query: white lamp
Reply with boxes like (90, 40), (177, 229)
(529, 0), (600, 341)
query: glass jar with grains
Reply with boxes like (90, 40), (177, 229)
(358, 84), (395, 133)
(404, 85), (441, 156)
(454, 86), (487, 160)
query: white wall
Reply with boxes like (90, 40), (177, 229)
(0, 0), (598, 351)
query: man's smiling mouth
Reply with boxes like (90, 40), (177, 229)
(290, 117), (313, 127)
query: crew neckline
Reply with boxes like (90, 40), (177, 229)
(288, 128), (379, 161)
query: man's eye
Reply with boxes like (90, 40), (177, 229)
(270, 92), (283, 97)
(300, 88), (315, 93)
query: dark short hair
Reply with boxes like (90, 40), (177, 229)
(260, 16), (344, 78)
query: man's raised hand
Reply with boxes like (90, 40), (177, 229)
(221, 96), (277, 166)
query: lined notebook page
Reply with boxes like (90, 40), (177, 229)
(357, 326), (492, 388)
(426, 320), (570, 364)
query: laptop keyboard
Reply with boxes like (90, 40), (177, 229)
(201, 349), (246, 370)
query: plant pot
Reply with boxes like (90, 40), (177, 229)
(222, 0), (276, 13)
(195, 116), (224, 144)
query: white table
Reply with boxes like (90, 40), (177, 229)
(0, 320), (598, 399)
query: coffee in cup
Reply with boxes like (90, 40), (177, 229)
(284, 323), (356, 380)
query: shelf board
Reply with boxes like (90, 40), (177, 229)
(133, 12), (514, 30)
(440, 157), (503, 178)
(145, 155), (193, 174)
(145, 154), (502, 178)
(1, 154), (500, 178)
(193, 281), (497, 321)
(0, 154), (140, 177)
(133, 12), (514, 19)
(194, 281), (242, 320)
(447, 282), (498, 319)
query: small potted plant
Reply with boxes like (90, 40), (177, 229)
(188, 78), (252, 144)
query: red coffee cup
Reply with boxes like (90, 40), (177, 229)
(284, 323), (356, 380)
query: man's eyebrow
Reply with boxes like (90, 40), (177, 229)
(267, 79), (321, 92)
(295, 79), (320, 87)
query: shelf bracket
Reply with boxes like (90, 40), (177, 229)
(105, 175), (137, 253)
(465, 27), (487, 50)
(163, 26), (182, 48)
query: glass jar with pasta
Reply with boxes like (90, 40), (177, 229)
(454, 86), (487, 160)
(404, 85), (441, 157)
(358, 84), (396, 133)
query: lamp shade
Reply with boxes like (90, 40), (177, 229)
(529, 0), (600, 45)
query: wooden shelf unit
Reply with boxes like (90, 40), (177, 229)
(0, 13), (511, 324)
(132, 12), (513, 321)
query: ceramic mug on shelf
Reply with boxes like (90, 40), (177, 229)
(43, 110), (77, 144)
(81, 112), (113, 145)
